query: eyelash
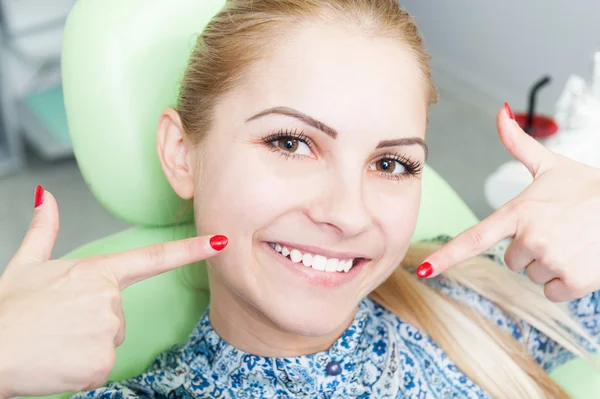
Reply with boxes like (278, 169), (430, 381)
(374, 152), (423, 181)
(262, 129), (316, 160)
(261, 129), (423, 179)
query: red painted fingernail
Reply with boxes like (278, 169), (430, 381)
(504, 102), (515, 120)
(416, 262), (434, 278)
(34, 185), (45, 208)
(210, 235), (228, 251)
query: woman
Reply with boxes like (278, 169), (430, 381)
(1, 1), (599, 398)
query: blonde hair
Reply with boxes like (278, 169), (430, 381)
(177, 1), (597, 397)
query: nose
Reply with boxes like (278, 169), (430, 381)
(307, 171), (372, 238)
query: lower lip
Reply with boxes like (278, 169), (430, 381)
(262, 242), (367, 288)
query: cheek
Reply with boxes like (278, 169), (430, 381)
(373, 181), (422, 258)
(194, 143), (303, 237)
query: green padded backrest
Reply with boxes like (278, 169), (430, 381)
(62, 0), (226, 227)
(52, 1), (598, 398)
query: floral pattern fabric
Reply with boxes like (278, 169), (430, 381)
(74, 237), (599, 399)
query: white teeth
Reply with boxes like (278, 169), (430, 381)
(326, 258), (339, 272)
(313, 255), (327, 271)
(302, 253), (313, 267)
(290, 249), (303, 263)
(269, 242), (357, 273)
(344, 260), (353, 273)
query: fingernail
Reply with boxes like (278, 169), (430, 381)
(34, 185), (45, 209)
(416, 262), (434, 278)
(210, 235), (228, 251)
(504, 102), (515, 120)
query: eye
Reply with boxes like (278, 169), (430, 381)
(272, 137), (312, 156)
(369, 158), (406, 175)
(368, 153), (423, 180)
(262, 130), (316, 158)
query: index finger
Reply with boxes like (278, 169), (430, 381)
(418, 206), (517, 278)
(97, 235), (228, 290)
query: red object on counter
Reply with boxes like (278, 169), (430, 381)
(515, 75), (559, 140)
(514, 113), (558, 139)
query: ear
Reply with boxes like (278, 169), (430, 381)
(157, 108), (196, 200)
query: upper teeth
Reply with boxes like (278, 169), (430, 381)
(269, 243), (354, 273)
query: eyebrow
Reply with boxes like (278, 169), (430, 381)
(246, 106), (428, 158)
(246, 107), (338, 139)
(377, 138), (428, 159)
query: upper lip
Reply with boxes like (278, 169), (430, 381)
(269, 241), (369, 260)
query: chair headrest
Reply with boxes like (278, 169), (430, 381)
(62, 0), (225, 226)
(62, 0), (480, 239)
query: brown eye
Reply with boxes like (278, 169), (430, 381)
(369, 158), (406, 175)
(376, 159), (393, 172)
(277, 138), (299, 152)
(270, 136), (312, 156)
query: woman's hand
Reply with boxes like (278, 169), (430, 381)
(0, 187), (227, 398)
(419, 103), (600, 303)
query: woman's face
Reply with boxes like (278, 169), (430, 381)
(193, 22), (428, 337)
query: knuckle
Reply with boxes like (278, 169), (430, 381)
(84, 350), (116, 390)
(544, 284), (562, 303)
(181, 239), (198, 258)
(503, 247), (517, 272)
(111, 315), (122, 335)
(101, 314), (122, 337)
(504, 259), (520, 274)
(503, 200), (520, 216)
(115, 329), (126, 347)
(502, 248), (512, 265)
(98, 289), (122, 307)
(560, 274), (584, 294)
(146, 243), (167, 266)
(525, 268), (543, 285)
(464, 229), (486, 249)
(549, 260), (568, 279)
(541, 258), (566, 281)
(522, 233), (548, 254)
(89, 288), (122, 313)
(28, 221), (58, 236)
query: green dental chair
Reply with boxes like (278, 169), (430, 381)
(36, 0), (599, 397)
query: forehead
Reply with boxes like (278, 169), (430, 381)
(233, 21), (429, 138)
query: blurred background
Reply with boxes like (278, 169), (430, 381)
(0, 0), (599, 268)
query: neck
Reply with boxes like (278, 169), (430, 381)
(208, 269), (355, 357)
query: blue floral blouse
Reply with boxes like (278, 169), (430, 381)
(75, 238), (599, 399)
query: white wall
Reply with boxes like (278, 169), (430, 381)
(2, 0), (73, 36)
(402, 0), (600, 115)
(1, 0), (73, 97)
(0, 0), (73, 172)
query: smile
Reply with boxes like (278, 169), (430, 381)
(268, 242), (360, 273)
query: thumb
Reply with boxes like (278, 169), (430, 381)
(498, 103), (555, 177)
(11, 185), (60, 264)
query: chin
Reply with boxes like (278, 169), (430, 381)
(240, 240), (376, 337)
(257, 289), (360, 338)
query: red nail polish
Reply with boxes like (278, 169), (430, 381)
(34, 185), (45, 208)
(504, 102), (515, 120)
(416, 262), (434, 278)
(210, 235), (228, 251)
